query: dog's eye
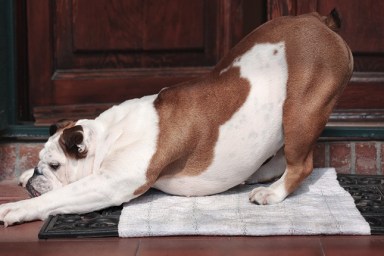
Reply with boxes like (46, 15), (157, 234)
(49, 163), (60, 170)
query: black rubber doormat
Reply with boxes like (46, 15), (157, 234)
(38, 206), (122, 239)
(38, 174), (384, 239)
(337, 174), (384, 235)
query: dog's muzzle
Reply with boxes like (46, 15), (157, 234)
(26, 179), (41, 198)
(26, 167), (48, 198)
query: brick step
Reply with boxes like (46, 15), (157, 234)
(1, 141), (383, 182)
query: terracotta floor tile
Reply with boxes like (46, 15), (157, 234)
(0, 240), (139, 256)
(0, 180), (30, 199)
(321, 236), (384, 256)
(138, 236), (324, 256)
(0, 221), (44, 242)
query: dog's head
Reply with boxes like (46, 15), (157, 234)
(26, 120), (97, 197)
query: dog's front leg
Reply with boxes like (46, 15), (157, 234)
(0, 171), (150, 226)
(19, 168), (34, 187)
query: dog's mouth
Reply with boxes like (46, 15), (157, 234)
(26, 179), (41, 198)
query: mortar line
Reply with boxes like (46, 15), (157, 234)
(376, 142), (381, 175)
(325, 143), (330, 168)
(350, 142), (356, 174)
(14, 143), (20, 178)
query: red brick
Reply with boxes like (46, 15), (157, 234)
(313, 143), (326, 168)
(382, 143), (384, 175)
(0, 143), (17, 181)
(18, 143), (44, 175)
(330, 143), (351, 174)
(355, 142), (377, 175)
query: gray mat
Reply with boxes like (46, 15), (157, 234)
(39, 169), (384, 239)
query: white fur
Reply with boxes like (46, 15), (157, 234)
(249, 172), (289, 204)
(19, 168), (34, 187)
(1, 43), (290, 226)
(245, 147), (286, 184)
(0, 95), (159, 226)
(153, 42), (288, 196)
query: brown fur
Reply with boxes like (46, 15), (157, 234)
(49, 119), (76, 136)
(134, 67), (251, 195)
(135, 11), (352, 197)
(221, 12), (352, 194)
(59, 125), (88, 160)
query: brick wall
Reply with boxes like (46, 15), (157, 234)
(0, 143), (43, 181)
(314, 141), (384, 175)
(0, 141), (383, 182)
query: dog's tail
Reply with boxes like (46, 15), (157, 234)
(323, 8), (341, 31)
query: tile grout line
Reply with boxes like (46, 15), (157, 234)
(319, 238), (326, 256)
(135, 240), (141, 256)
(350, 142), (356, 174)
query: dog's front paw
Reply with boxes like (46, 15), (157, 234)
(249, 186), (286, 205)
(0, 201), (38, 227)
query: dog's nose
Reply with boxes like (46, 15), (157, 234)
(33, 167), (42, 176)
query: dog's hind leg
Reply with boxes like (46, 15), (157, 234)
(249, 104), (323, 204)
(249, 77), (344, 205)
(245, 147), (286, 184)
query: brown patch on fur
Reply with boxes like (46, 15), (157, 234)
(280, 12), (352, 194)
(49, 119), (76, 136)
(134, 67), (251, 196)
(59, 125), (88, 159)
(211, 10), (352, 195)
(134, 10), (353, 196)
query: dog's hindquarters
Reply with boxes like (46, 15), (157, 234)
(249, 10), (353, 204)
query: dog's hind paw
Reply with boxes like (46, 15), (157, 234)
(249, 186), (286, 205)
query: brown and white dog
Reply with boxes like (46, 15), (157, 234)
(0, 10), (352, 226)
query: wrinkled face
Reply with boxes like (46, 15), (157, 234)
(26, 120), (96, 197)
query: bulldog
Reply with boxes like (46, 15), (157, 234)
(0, 10), (352, 226)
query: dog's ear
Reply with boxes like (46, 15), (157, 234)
(49, 119), (76, 136)
(59, 125), (87, 159)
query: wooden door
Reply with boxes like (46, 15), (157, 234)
(26, 0), (264, 125)
(0, 0), (14, 129)
(26, 0), (384, 125)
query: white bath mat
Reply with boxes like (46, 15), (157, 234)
(118, 168), (370, 237)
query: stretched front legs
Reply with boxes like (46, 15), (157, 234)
(0, 171), (152, 226)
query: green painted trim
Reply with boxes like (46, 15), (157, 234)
(0, 0), (16, 129)
(7, 0), (16, 125)
(0, 125), (49, 140)
(1, 125), (383, 141)
(322, 126), (384, 140)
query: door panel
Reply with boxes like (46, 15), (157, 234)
(58, 0), (211, 69)
(27, 0), (263, 125)
(73, 0), (144, 51)
(26, 0), (384, 125)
